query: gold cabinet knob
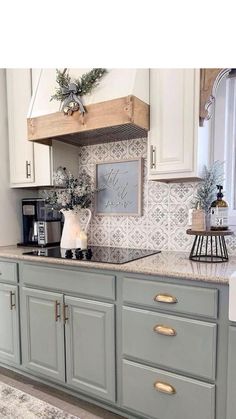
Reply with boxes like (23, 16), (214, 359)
(154, 381), (176, 395)
(153, 324), (177, 336)
(154, 293), (178, 304)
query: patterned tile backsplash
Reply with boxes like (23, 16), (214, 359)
(78, 137), (236, 254)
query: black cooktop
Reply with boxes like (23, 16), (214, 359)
(23, 246), (161, 264)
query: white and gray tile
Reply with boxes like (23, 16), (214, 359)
(76, 137), (235, 254)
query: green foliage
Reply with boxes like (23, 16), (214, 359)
(192, 161), (224, 212)
(42, 167), (95, 211)
(50, 68), (107, 102)
(50, 69), (71, 102)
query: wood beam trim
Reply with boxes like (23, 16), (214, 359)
(27, 95), (150, 144)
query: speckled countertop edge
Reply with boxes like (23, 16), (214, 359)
(0, 246), (235, 284)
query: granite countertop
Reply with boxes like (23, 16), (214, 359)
(0, 245), (236, 284)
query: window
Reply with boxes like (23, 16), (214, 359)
(212, 73), (236, 225)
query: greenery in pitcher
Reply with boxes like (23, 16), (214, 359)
(43, 167), (94, 211)
(192, 161), (224, 212)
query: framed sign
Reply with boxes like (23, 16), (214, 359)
(95, 158), (143, 216)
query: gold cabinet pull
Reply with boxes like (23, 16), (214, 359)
(154, 293), (178, 304)
(63, 303), (69, 324)
(153, 324), (177, 336)
(55, 300), (60, 322)
(9, 291), (16, 310)
(154, 381), (176, 395)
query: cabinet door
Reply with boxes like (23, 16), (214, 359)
(227, 326), (236, 419)
(6, 69), (35, 185)
(7, 69), (52, 187)
(0, 284), (20, 365)
(148, 69), (200, 180)
(30, 68), (52, 187)
(65, 296), (116, 402)
(21, 287), (65, 383)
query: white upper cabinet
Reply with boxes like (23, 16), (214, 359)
(6, 69), (78, 188)
(6, 69), (35, 185)
(148, 69), (208, 181)
(6, 69), (52, 187)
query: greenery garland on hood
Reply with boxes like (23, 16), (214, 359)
(50, 68), (107, 115)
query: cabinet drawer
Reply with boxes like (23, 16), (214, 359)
(122, 360), (215, 419)
(123, 276), (218, 318)
(22, 263), (115, 300)
(0, 261), (18, 283)
(122, 307), (217, 380)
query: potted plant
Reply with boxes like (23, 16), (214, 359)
(191, 161), (224, 230)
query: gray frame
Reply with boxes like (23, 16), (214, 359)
(95, 158), (143, 216)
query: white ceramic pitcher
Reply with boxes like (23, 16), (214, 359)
(60, 208), (92, 249)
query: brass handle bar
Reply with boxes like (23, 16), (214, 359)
(63, 304), (69, 324)
(9, 291), (16, 310)
(154, 381), (176, 395)
(154, 293), (178, 304)
(153, 324), (177, 336)
(55, 301), (60, 322)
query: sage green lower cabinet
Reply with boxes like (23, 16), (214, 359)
(226, 326), (236, 419)
(21, 287), (65, 383)
(65, 296), (115, 402)
(1, 259), (231, 419)
(0, 283), (20, 365)
(122, 360), (215, 419)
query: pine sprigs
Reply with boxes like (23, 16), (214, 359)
(75, 68), (107, 96)
(50, 68), (107, 102)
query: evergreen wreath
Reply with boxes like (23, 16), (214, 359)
(51, 68), (107, 115)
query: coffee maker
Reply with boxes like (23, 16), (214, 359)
(20, 198), (62, 247)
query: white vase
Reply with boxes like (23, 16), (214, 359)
(60, 209), (91, 249)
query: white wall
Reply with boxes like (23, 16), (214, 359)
(0, 69), (33, 246)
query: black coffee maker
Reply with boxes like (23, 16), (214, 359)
(20, 198), (62, 247)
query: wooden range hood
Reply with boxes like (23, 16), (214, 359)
(27, 69), (150, 146)
(27, 95), (150, 147)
